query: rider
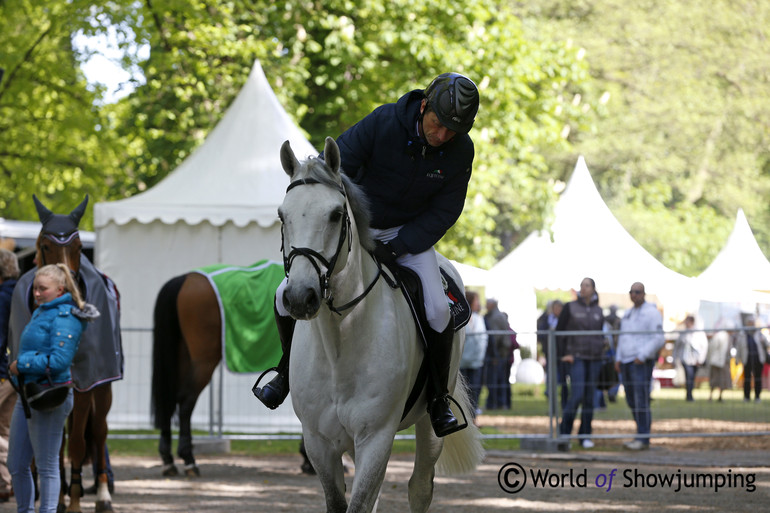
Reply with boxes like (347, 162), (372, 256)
(254, 72), (479, 437)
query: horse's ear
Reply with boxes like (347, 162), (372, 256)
(33, 194), (54, 225)
(69, 195), (89, 227)
(280, 140), (300, 178)
(323, 136), (340, 175)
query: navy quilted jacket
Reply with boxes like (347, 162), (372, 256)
(335, 89), (475, 255)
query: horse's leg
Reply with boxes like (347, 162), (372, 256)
(176, 273), (222, 478)
(302, 433), (347, 513)
(66, 391), (90, 513)
(408, 415), (442, 513)
(176, 394), (199, 477)
(298, 437), (315, 475)
(91, 384), (114, 513)
(346, 431), (397, 513)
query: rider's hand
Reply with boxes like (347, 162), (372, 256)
(373, 240), (399, 265)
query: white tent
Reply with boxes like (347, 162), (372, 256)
(488, 156), (698, 344)
(696, 209), (770, 301)
(696, 209), (770, 325)
(94, 61), (316, 432)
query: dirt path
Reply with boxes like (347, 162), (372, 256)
(2, 446), (767, 512)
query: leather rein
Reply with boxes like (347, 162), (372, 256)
(281, 178), (395, 315)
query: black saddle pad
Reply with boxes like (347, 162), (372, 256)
(394, 266), (470, 332)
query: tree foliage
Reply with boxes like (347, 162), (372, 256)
(0, 0), (122, 223)
(1, 0), (591, 268)
(515, 0), (770, 275)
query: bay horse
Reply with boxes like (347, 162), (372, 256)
(278, 137), (484, 512)
(152, 265), (314, 477)
(9, 195), (122, 513)
(151, 271), (219, 477)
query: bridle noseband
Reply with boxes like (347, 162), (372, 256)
(281, 177), (387, 315)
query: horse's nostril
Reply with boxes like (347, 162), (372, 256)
(302, 287), (318, 307)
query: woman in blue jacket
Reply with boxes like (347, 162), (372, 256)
(255, 72), (479, 437)
(8, 264), (97, 513)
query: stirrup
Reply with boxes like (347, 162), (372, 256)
(429, 393), (469, 437)
(251, 367), (288, 409)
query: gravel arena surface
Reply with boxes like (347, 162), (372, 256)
(2, 433), (768, 512)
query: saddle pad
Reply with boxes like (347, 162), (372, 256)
(441, 268), (471, 330)
(396, 265), (471, 332)
(194, 260), (285, 374)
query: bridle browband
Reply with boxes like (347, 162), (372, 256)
(281, 177), (391, 315)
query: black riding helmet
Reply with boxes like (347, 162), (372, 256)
(423, 72), (479, 134)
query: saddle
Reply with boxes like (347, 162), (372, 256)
(392, 265), (471, 340)
(381, 262), (471, 422)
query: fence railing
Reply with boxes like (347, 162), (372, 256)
(109, 326), (770, 444)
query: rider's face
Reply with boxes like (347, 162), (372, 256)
(420, 101), (457, 147)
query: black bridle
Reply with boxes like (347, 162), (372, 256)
(281, 178), (389, 315)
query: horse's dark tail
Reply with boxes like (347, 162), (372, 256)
(151, 274), (188, 429)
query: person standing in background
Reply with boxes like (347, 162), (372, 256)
(707, 320), (734, 402)
(483, 298), (510, 410)
(674, 315), (708, 401)
(615, 282), (664, 451)
(0, 249), (20, 503)
(459, 291), (487, 418)
(8, 264), (98, 513)
(557, 278), (605, 449)
(736, 315), (770, 402)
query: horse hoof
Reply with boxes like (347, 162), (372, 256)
(161, 464), (179, 477)
(95, 500), (114, 513)
(184, 465), (200, 477)
(300, 461), (316, 475)
(57, 504), (67, 513)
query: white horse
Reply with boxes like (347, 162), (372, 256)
(278, 137), (484, 513)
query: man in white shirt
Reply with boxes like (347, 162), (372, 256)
(615, 282), (664, 450)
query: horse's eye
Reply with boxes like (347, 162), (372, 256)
(329, 209), (343, 224)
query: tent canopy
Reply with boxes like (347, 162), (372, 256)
(490, 156), (695, 305)
(696, 209), (770, 304)
(94, 61), (317, 432)
(95, 61), (316, 230)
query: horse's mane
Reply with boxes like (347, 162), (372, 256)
(301, 156), (374, 252)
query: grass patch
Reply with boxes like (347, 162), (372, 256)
(479, 383), (770, 423)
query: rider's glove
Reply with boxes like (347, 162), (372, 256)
(373, 240), (399, 265)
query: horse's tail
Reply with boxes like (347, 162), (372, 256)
(151, 274), (188, 428)
(435, 371), (485, 475)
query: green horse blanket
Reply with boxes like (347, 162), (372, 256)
(193, 260), (285, 373)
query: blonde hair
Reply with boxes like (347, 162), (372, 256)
(0, 249), (20, 280)
(35, 264), (85, 309)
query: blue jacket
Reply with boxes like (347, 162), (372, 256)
(14, 293), (85, 386)
(336, 89), (475, 256)
(0, 279), (17, 379)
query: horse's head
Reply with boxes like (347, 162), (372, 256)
(33, 194), (87, 275)
(278, 137), (373, 320)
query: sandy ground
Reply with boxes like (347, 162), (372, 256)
(2, 440), (768, 512)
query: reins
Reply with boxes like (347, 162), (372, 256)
(281, 178), (395, 315)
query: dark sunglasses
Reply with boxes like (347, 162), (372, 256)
(629, 290), (644, 295)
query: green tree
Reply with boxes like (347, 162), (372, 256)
(2, 1), (592, 267)
(0, 0), (122, 226)
(516, 0), (770, 274)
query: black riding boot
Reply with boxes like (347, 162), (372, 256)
(252, 305), (295, 409)
(426, 321), (466, 437)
